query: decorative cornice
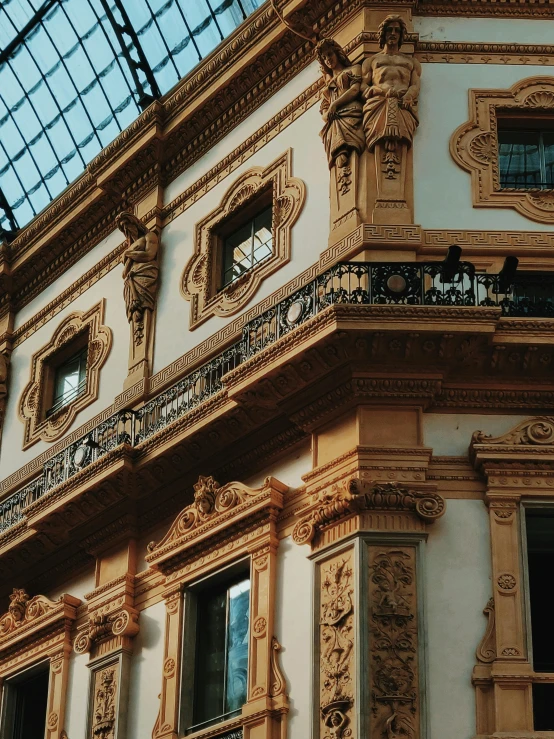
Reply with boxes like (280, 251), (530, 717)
(292, 478), (445, 546)
(472, 417), (554, 447)
(417, 41), (554, 65)
(0, 588), (80, 649)
(146, 474), (287, 572)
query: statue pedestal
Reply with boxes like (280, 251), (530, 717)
(328, 149), (372, 245)
(372, 141), (412, 225)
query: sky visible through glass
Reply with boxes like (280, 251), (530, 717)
(0, 0), (264, 233)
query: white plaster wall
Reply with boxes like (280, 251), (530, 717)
(243, 440), (312, 489)
(275, 536), (312, 739)
(64, 650), (91, 738)
(46, 566), (96, 604)
(425, 499), (492, 739)
(423, 412), (531, 456)
(154, 100), (329, 375)
(415, 15), (554, 43)
(415, 63), (554, 230)
(0, 267), (129, 477)
(127, 600), (166, 739)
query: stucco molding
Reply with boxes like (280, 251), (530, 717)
(0, 589), (80, 739)
(18, 301), (112, 449)
(418, 0), (554, 18)
(181, 150), (305, 329)
(451, 77), (554, 224)
(147, 474), (288, 739)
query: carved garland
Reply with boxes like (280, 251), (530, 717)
(18, 301), (112, 449)
(181, 149), (305, 329)
(146, 474), (289, 739)
(0, 588), (80, 739)
(451, 77), (554, 224)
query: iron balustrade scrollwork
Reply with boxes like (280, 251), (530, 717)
(0, 261), (553, 534)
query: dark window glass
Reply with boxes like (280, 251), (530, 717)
(191, 576), (250, 731)
(526, 512), (554, 729)
(47, 345), (88, 416)
(10, 668), (49, 739)
(499, 129), (554, 190)
(222, 207), (273, 288)
(533, 684), (554, 731)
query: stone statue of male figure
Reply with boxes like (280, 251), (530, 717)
(361, 14), (421, 153)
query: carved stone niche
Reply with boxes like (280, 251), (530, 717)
(146, 475), (289, 739)
(181, 149), (305, 329)
(18, 300), (112, 449)
(73, 572), (139, 739)
(451, 77), (554, 224)
(470, 417), (554, 737)
(0, 588), (80, 739)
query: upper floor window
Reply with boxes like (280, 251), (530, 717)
(183, 571), (251, 734)
(222, 206), (273, 288)
(0, 663), (49, 739)
(498, 118), (554, 190)
(47, 344), (88, 417)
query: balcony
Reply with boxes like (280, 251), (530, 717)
(1, 259), (553, 535)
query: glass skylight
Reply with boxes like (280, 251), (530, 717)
(0, 0), (264, 234)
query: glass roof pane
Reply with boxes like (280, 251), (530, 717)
(0, 0), (265, 233)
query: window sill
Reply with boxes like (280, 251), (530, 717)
(184, 713), (243, 739)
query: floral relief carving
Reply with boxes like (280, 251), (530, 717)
(451, 77), (554, 223)
(320, 554), (354, 739)
(497, 573), (517, 591)
(369, 548), (419, 739)
(181, 149), (305, 329)
(293, 479), (445, 546)
(18, 301), (112, 449)
(92, 668), (116, 739)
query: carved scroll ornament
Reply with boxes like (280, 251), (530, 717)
(476, 597), (496, 664)
(472, 416), (554, 447)
(74, 607), (139, 655)
(293, 479), (445, 546)
(0, 588), (60, 637)
(451, 77), (554, 223)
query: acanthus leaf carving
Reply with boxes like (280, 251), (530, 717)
(92, 667), (117, 739)
(293, 479), (445, 546)
(472, 416), (554, 446)
(74, 606), (139, 655)
(369, 547), (419, 739)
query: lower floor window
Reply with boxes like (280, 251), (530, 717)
(185, 573), (250, 733)
(1, 663), (49, 739)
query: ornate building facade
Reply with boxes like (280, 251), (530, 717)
(1, 1), (554, 738)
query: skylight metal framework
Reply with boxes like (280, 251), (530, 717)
(0, 0), (263, 235)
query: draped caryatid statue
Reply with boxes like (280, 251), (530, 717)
(316, 14), (421, 239)
(117, 211), (159, 389)
(117, 211), (159, 347)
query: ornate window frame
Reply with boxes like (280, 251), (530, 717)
(0, 588), (80, 739)
(18, 300), (112, 449)
(181, 149), (305, 329)
(470, 416), (554, 735)
(451, 77), (554, 224)
(145, 474), (288, 739)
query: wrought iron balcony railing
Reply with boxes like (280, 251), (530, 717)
(1, 260), (553, 534)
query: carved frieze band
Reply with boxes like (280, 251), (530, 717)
(293, 479), (445, 546)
